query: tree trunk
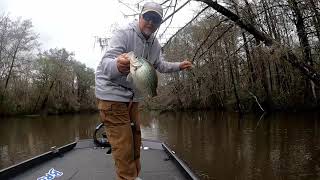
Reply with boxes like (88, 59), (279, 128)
(221, 50), (227, 99)
(4, 43), (20, 89)
(242, 33), (256, 89)
(288, 0), (317, 102)
(224, 41), (242, 114)
(195, 0), (320, 86)
(40, 80), (55, 114)
(308, 0), (320, 41)
(257, 47), (273, 109)
(0, 38), (22, 105)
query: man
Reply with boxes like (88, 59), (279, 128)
(95, 2), (192, 180)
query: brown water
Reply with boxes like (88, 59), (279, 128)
(0, 111), (320, 180)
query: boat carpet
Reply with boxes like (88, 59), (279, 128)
(11, 139), (189, 180)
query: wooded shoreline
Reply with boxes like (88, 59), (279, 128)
(1, 0), (320, 116)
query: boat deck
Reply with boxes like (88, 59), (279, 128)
(2, 139), (197, 180)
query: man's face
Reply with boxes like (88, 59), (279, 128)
(139, 11), (162, 38)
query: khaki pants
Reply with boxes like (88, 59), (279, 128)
(98, 100), (141, 180)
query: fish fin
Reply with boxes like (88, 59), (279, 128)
(132, 62), (142, 68)
(127, 51), (135, 58)
(126, 73), (133, 83)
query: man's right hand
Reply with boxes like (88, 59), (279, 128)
(116, 53), (130, 74)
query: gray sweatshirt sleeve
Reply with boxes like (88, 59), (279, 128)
(99, 29), (127, 79)
(154, 51), (181, 73)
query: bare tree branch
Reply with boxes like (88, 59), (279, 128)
(249, 91), (265, 112)
(162, 6), (210, 49)
(192, 18), (229, 62)
(196, 24), (234, 61)
(161, 0), (172, 5)
(159, 0), (178, 39)
(118, 0), (139, 14)
(195, 0), (320, 86)
(162, 0), (191, 23)
(195, 0), (274, 45)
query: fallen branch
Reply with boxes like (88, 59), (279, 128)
(195, 0), (274, 45)
(195, 0), (320, 86)
(255, 112), (267, 130)
(162, 5), (210, 49)
(248, 91), (265, 112)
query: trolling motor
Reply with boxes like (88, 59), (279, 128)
(93, 123), (111, 147)
(93, 121), (136, 151)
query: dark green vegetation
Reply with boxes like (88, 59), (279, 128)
(147, 0), (320, 113)
(0, 15), (96, 116)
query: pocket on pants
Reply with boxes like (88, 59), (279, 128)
(99, 101), (130, 126)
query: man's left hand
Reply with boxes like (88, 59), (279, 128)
(179, 60), (192, 70)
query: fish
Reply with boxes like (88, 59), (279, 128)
(126, 51), (158, 97)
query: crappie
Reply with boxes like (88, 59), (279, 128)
(126, 52), (158, 97)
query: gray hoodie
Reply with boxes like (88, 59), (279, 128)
(95, 20), (181, 102)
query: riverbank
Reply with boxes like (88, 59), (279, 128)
(0, 108), (98, 117)
(1, 99), (319, 117)
(143, 95), (320, 114)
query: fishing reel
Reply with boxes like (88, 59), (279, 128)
(93, 123), (111, 147)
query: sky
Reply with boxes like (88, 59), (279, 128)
(0, 0), (198, 70)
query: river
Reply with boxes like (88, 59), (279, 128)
(0, 111), (319, 180)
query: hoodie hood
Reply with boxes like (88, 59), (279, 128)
(130, 20), (156, 43)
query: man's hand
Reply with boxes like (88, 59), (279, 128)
(179, 60), (192, 70)
(117, 53), (130, 74)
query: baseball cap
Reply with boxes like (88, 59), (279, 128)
(141, 2), (163, 19)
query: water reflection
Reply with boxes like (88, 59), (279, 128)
(140, 111), (320, 180)
(0, 111), (320, 180)
(0, 113), (100, 169)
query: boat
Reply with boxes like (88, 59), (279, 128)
(0, 124), (198, 180)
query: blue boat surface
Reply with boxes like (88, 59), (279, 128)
(0, 139), (198, 180)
